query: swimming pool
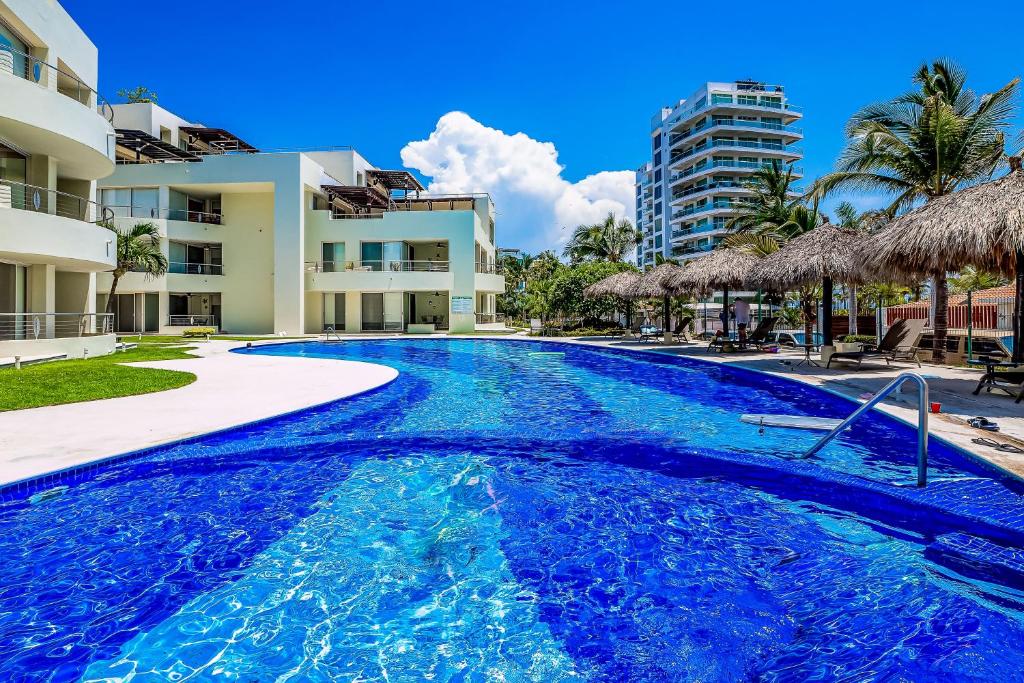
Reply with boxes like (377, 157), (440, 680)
(3, 338), (1024, 681)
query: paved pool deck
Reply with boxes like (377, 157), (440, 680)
(559, 335), (1024, 479)
(0, 340), (398, 487)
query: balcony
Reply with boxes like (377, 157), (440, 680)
(169, 262), (223, 275)
(669, 120), (803, 149)
(671, 139), (801, 165)
(0, 313), (113, 341)
(307, 260), (450, 273)
(0, 44), (113, 122)
(671, 200), (736, 221)
(167, 314), (217, 328)
(663, 96), (801, 132)
(305, 260), (454, 292)
(670, 161), (804, 184)
(0, 47), (114, 178)
(0, 179), (115, 271)
(103, 206), (224, 225)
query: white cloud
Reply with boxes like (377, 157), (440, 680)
(400, 112), (635, 254)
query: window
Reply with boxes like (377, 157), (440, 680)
(654, 202), (661, 217)
(655, 235), (663, 249)
(652, 133), (662, 152)
(711, 94), (733, 105)
(160, 127), (172, 144)
(101, 188), (159, 218)
(321, 242), (345, 272)
(653, 151), (662, 167)
(654, 169), (662, 183)
(0, 23), (28, 79)
(737, 95), (758, 106)
(760, 96), (782, 109)
(654, 186), (662, 200)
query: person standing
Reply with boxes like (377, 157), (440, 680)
(734, 298), (751, 346)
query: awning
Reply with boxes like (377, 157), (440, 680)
(366, 169), (425, 191)
(321, 184), (391, 210)
(115, 129), (200, 161)
(179, 126), (258, 153)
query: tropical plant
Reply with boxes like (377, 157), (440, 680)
(103, 221), (167, 315)
(949, 266), (1009, 293)
(810, 59), (1019, 361)
(563, 212), (640, 263)
(547, 261), (636, 323)
(726, 160), (799, 234)
(117, 86), (158, 103)
(831, 201), (885, 333)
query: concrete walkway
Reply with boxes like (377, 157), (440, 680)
(565, 335), (1024, 479)
(0, 340), (398, 486)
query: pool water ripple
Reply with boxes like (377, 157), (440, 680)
(1, 338), (1024, 681)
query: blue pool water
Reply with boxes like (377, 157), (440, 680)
(3, 339), (1024, 681)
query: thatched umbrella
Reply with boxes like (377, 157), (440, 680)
(751, 222), (874, 345)
(670, 248), (760, 336)
(628, 263), (687, 336)
(584, 270), (643, 329)
(866, 157), (1024, 359)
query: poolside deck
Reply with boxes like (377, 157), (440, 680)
(0, 340), (398, 487)
(567, 335), (1024, 480)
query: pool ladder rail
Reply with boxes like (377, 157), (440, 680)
(802, 372), (930, 487)
(323, 326), (343, 342)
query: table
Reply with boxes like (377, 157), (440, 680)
(969, 357), (1023, 399)
(794, 343), (820, 368)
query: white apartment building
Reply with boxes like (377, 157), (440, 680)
(0, 0), (117, 359)
(97, 103), (505, 335)
(637, 81), (803, 267)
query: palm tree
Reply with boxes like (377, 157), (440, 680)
(832, 201), (883, 334)
(563, 212), (640, 263)
(811, 59), (1018, 361)
(949, 266), (1009, 294)
(726, 160), (799, 233)
(104, 221), (168, 315)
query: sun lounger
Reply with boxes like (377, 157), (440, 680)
(638, 325), (662, 343)
(973, 367), (1024, 403)
(708, 316), (778, 353)
(672, 316), (694, 343)
(826, 318), (924, 369)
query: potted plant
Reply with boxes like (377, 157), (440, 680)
(835, 334), (874, 353)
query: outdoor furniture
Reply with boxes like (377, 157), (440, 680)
(529, 318), (545, 336)
(794, 343), (820, 367)
(743, 316), (779, 350)
(672, 316), (694, 343)
(826, 319), (924, 369)
(638, 325), (662, 343)
(970, 357), (1024, 403)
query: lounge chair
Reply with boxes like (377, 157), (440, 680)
(973, 360), (1024, 403)
(672, 316), (694, 343)
(826, 318), (924, 369)
(745, 316), (779, 350)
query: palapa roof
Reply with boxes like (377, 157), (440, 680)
(670, 247), (759, 294)
(868, 160), (1024, 278)
(629, 263), (687, 298)
(583, 270), (643, 298)
(750, 223), (873, 289)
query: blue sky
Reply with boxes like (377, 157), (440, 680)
(64, 0), (1024, 253)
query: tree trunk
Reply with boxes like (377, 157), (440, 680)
(848, 284), (858, 336)
(932, 272), (948, 364)
(105, 274), (121, 316)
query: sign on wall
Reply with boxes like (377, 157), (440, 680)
(451, 296), (473, 314)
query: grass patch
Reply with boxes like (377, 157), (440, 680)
(120, 335), (305, 345)
(0, 345), (199, 411)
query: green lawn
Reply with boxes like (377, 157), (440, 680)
(0, 345), (199, 411)
(118, 334), (306, 345)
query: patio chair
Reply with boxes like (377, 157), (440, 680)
(826, 318), (923, 369)
(672, 315), (694, 343)
(638, 325), (662, 343)
(744, 316), (779, 350)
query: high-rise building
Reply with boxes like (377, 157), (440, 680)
(637, 81), (803, 267)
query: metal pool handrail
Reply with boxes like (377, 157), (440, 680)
(801, 372), (929, 487)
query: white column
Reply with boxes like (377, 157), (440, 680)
(272, 176), (305, 335)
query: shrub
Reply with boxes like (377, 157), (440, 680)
(182, 327), (216, 338)
(841, 334), (876, 344)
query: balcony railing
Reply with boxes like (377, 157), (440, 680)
(670, 120), (803, 147)
(475, 312), (506, 324)
(102, 206), (223, 224)
(0, 44), (113, 123)
(671, 139), (799, 164)
(0, 179), (107, 223)
(167, 315), (217, 327)
(305, 260), (450, 273)
(475, 262), (503, 274)
(671, 161), (804, 183)
(0, 313), (113, 340)
(169, 262), (223, 275)
(663, 96), (801, 129)
(672, 201), (735, 220)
